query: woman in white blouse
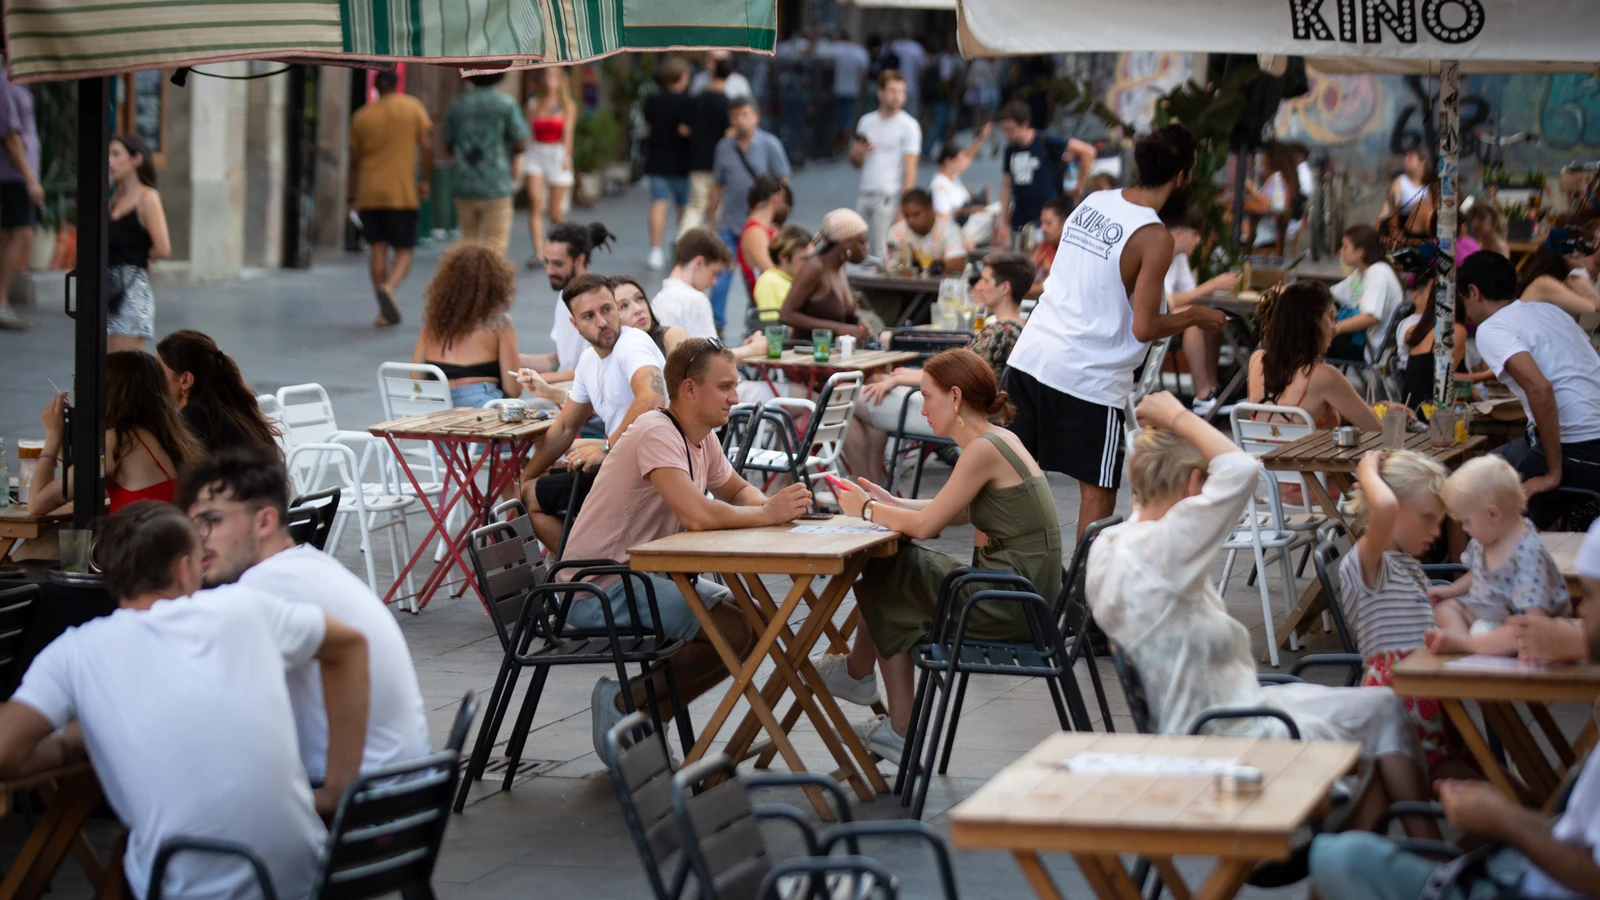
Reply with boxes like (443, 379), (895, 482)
(1087, 391), (1437, 835)
(1329, 224), (1405, 362)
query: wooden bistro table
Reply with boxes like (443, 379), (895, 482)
(0, 762), (107, 900)
(628, 517), (899, 816)
(950, 732), (1361, 900)
(368, 408), (554, 611)
(745, 348), (920, 397)
(1263, 429), (1486, 654)
(0, 505), (72, 563)
(847, 271), (943, 327)
(1392, 649), (1600, 807)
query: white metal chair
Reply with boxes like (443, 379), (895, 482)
(1218, 465), (1301, 667)
(1230, 402), (1330, 561)
(743, 371), (864, 509)
(257, 394), (291, 455)
(1123, 337), (1174, 452)
(376, 363), (459, 554)
(285, 439), (418, 608)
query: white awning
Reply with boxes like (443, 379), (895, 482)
(956, 0), (1600, 72)
(843, 0), (955, 7)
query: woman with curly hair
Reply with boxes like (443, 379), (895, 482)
(412, 243), (524, 407)
(156, 329), (280, 453)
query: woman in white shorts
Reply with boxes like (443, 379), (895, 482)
(523, 68), (576, 270)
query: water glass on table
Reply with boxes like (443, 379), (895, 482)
(812, 329), (834, 363)
(764, 326), (785, 360)
(1381, 407), (1408, 451)
(1428, 405), (1457, 448)
(58, 529), (93, 574)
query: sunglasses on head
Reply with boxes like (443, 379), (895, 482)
(686, 336), (727, 369)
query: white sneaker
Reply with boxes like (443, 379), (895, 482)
(647, 246), (667, 270)
(812, 653), (880, 706)
(1191, 391), (1219, 417)
(855, 714), (905, 762)
(590, 677), (626, 759)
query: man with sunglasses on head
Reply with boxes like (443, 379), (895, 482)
(515, 273), (668, 551)
(177, 445), (431, 786)
(564, 336), (813, 754)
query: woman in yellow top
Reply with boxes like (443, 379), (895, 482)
(753, 225), (812, 325)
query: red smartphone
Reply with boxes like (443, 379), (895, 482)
(823, 474), (854, 494)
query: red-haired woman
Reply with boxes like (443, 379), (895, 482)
(822, 348), (1063, 759)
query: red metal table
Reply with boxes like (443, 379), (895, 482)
(368, 408), (553, 611)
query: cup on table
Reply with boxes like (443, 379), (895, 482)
(59, 529), (93, 575)
(838, 334), (856, 359)
(764, 325), (785, 360)
(17, 440), (42, 464)
(1428, 406), (1457, 448)
(811, 329), (834, 363)
(1381, 407), (1408, 451)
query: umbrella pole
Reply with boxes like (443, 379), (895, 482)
(1431, 61), (1461, 409)
(72, 77), (109, 529)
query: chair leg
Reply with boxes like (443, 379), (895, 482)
(887, 433), (905, 495)
(1279, 548), (1301, 652)
(1043, 672), (1072, 729)
(1217, 548), (1237, 592)
(358, 522), (381, 595)
(910, 446), (929, 499)
(1253, 542), (1282, 668)
(913, 667), (961, 820)
(1081, 642), (1115, 732)
(896, 666), (937, 802)
(935, 672), (970, 775)
(660, 662), (696, 759)
(1295, 543), (1313, 578)
(500, 667), (552, 792)
(455, 657), (519, 813)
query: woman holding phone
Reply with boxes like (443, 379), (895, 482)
(816, 348), (1062, 760)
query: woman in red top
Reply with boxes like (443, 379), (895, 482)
(737, 175), (792, 297)
(522, 67), (577, 270)
(30, 350), (201, 516)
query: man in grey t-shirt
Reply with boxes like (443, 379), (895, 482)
(707, 97), (790, 328)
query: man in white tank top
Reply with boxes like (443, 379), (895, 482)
(1007, 124), (1225, 535)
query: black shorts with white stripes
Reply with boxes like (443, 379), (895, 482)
(1007, 367), (1125, 490)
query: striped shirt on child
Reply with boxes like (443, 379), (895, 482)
(1337, 548), (1434, 656)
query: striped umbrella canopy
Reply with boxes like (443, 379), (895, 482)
(3, 0), (777, 82)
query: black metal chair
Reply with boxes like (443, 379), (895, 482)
(730, 404), (807, 490)
(735, 372), (862, 502)
(0, 585), (40, 699)
(881, 329), (973, 498)
(454, 544), (693, 812)
(894, 516), (1121, 820)
(1530, 484), (1600, 533)
(1312, 529), (1465, 670)
(670, 751), (959, 900)
(151, 693), (477, 900)
(287, 487), (340, 551)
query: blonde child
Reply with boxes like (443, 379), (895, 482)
(1341, 449), (1450, 765)
(752, 225), (812, 325)
(1423, 456), (1568, 656)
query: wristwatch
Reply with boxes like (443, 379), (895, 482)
(862, 499), (874, 523)
(601, 439), (612, 454)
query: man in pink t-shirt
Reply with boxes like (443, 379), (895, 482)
(564, 337), (813, 754)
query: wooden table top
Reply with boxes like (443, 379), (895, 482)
(0, 504), (72, 539)
(744, 349), (920, 372)
(847, 272), (945, 293)
(949, 732), (1360, 860)
(368, 407), (555, 441)
(629, 517), (900, 576)
(1391, 648), (1600, 704)
(1261, 429), (1485, 473)
(1200, 291), (1262, 317)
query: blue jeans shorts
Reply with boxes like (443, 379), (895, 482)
(648, 175), (690, 206)
(564, 573), (732, 641)
(450, 381), (504, 407)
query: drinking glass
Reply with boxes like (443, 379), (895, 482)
(1428, 406), (1457, 448)
(1381, 408), (1408, 451)
(59, 529), (93, 575)
(811, 329), (834, 363)
(764, 326), (785, 360)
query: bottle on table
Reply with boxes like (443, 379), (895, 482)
(1452, 381), (1473, 444)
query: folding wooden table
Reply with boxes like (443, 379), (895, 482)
(0, 506), (72, 563)
(368, 408), (553, 611)
(950, 732), (1360, 900)
(628, 519), (899, 817)
(0, 762), (106, 900)
(1263, 429), (1486, 653)
(1391, 648), (1600, 807)
(744, 348), (920, 398)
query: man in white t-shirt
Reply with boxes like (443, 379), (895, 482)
(563, 337), (811, 754)
(178, 447), (432, 783)
(689, 50), (752, 102)
(516, 274), (668, 550)
(1310, 517), (1600, 900)
(0, 501), (371, 900)
(850, 70), (921, 261)
(651, 227), (731, 340)
(1006, 124), (1225, 537)
(1164, 209), (1241, 413)
(522, 221), (616, 377)
(1460, 251), (1600, 498)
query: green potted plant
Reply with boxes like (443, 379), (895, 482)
(572, 109), (622, 205)
(1503, 200), (1536, 241)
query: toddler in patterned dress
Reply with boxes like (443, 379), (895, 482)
(1424, 456), (1569, 656)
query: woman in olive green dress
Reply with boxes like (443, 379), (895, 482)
(827, 348), (1063, 759)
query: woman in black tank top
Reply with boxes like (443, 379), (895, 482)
(106, 135), (171, 351)
(414, 244), (525, 407)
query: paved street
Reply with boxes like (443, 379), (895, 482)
(0, 148), (1426, 900)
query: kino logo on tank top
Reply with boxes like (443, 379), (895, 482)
(1007, 189), (1162, 409)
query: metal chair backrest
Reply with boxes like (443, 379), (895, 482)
(491, 499), (539, 548)
(671, 754), (774, 900)
(1231, 403), (1318, 456)
(603, 710), (685, 900)
(314, 750), (462, 900)
(1054, 515), (1121, 626)
(445, 692), (478, 754)
(0, 585), (39, 698)
(798, 370), (863, 463)
(467, 521), (545, 652)
(287, 487), (340, 551)
(722, 403), (763, 461)
(731, 405), (804, 476)
(258, 394), (292, 454)
(284, 441), (360, 500)
(1532, 485), (1600, 533)
(376, 362), (453, 417)
(1108, 642), (1155, 735)
(276, 383), (343, 446)
(889, 328), (973, 363)
(1312, 536), (1361, 655)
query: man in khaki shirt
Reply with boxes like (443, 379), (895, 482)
(348, 72), (432, 326)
